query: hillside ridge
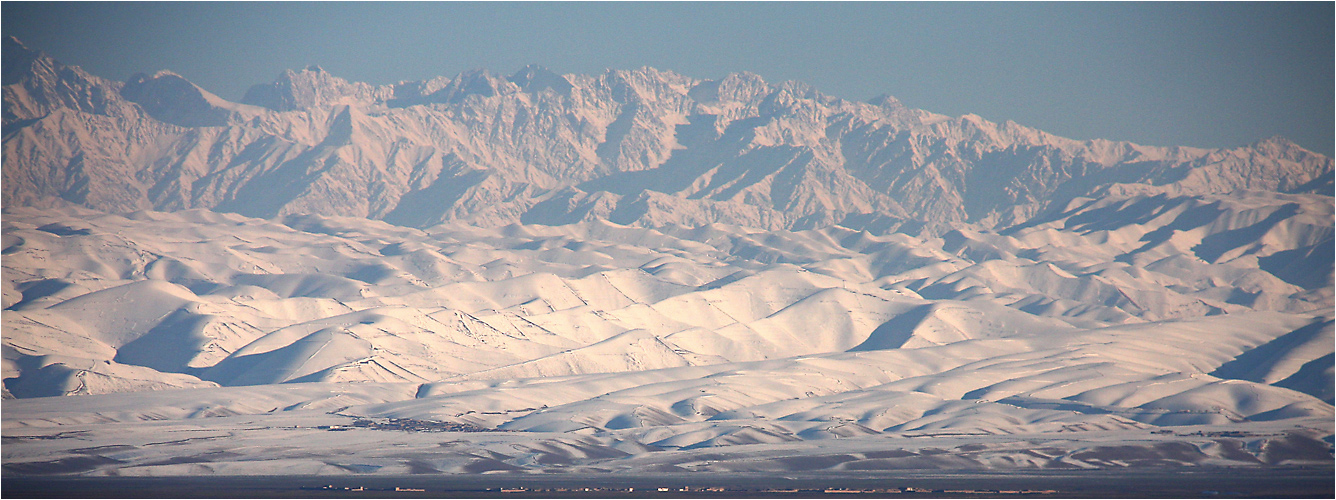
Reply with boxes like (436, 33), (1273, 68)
(4, 37), (1329, 235)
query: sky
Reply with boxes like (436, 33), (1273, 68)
(3, 2), (1332, 155)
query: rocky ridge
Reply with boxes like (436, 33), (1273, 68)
(3, 36), (1333, 477)
(4, 36), (1329, 235)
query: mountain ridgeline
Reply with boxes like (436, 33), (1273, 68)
(5, 37), (1336, 475)
(4, 36), (1330, 235)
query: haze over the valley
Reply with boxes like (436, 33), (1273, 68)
(2, 28), (1332, 480)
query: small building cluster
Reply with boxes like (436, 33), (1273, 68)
(348, 417), (497, 433)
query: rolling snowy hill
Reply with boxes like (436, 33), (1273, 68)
(2, 36), (1332, 476)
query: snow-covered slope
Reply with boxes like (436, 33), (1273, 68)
(4, 36), (1330, 234)
(2, 37), (1332, 476)
(3, 190), (1331, 474)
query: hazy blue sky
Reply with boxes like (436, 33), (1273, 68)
(4, 2), (1332, 155)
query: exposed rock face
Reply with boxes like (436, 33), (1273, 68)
(5, 36), (1329, 235)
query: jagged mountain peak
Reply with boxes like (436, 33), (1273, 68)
(508, 64), (574, 96)
(435, 68), (520, 102)
(241, 65), (390, 112)
(3, 38), (1331, 235)
(1247, 135), (1311, 156)
(605, 66), (691, 82)
(120, 70), (261, 128)
(712, 71), (771, 103)
(2, 37), (124, 124)
(866, 93), (905, 110)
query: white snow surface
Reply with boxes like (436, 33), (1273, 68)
(2, 36), (1333, 475)
(3, 36), (1331, 236)
(3, 191), (1332, 474)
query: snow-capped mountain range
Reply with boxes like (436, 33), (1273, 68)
(5, 36), (1329, 235)
(3, 36), (1333, 477)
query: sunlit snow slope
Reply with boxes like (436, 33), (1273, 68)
(2, 36), (1332, 475)
(4, 36), (1330, 235)
(3, 190), (1332, 474)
